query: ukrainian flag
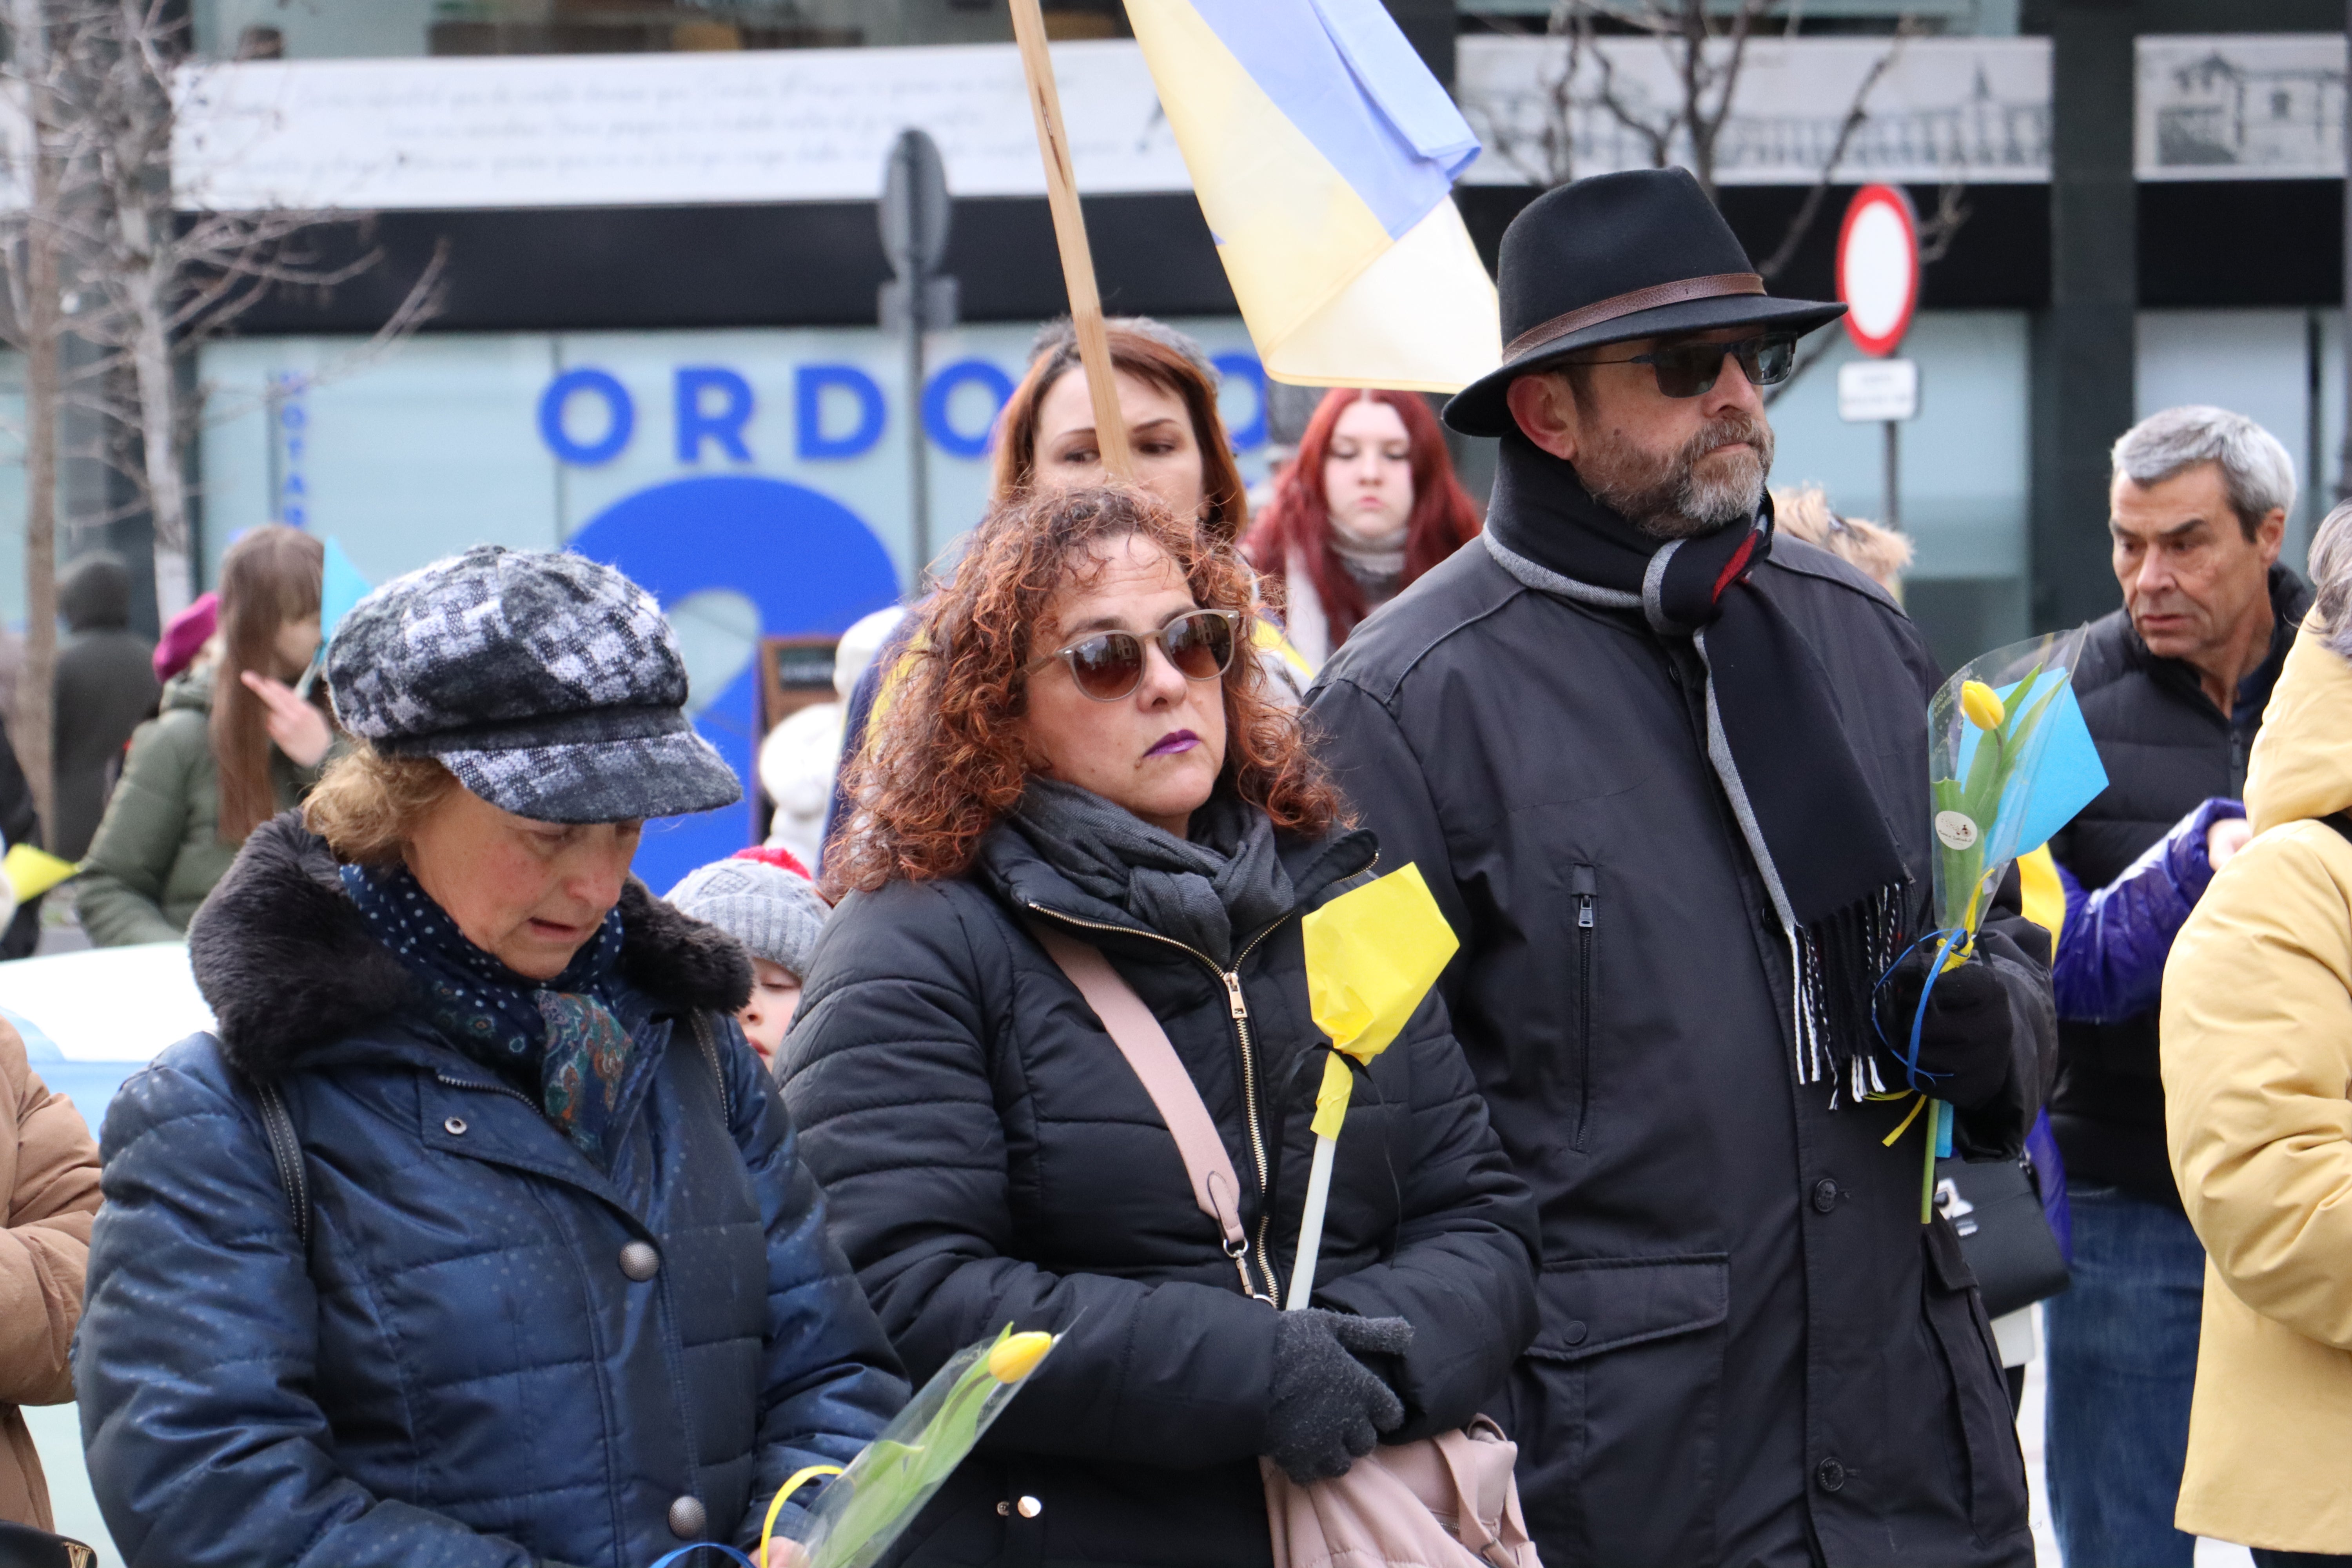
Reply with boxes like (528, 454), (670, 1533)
(1126, 0), (1501, 392)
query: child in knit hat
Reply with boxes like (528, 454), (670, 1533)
(665, 848), (831, 1072)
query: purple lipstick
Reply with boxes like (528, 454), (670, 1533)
(1146, 729), (1201, 758)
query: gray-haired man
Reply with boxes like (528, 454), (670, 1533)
(2043, 404), (2313, 1567)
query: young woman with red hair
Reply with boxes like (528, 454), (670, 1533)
(783, 485), (1536, 1568)
(1241, 389), (1483, 668)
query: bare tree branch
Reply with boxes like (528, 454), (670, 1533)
(1490, 7), (1975, 311)
(0, 0), (445, 619)
(1755, 20), (1918, 283)
(1915, 176), (1970, 265)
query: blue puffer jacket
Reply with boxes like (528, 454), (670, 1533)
(75, 818), (907, 1568)
(2051, 796), (2242, 1024)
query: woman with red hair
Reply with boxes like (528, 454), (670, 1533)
(783, 484), (1536, 1567)
(1241, 389), (1482, 668)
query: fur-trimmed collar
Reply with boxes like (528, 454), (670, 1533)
(188, 814), (753, 1081)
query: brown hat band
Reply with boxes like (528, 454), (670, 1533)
(1504, 272), (1767, 361)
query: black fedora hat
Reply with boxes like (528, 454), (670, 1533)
(1444, 167), (1846, 437)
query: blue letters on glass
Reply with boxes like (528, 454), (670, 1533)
(922, 359), (1016, 459)
(538, 368), (635, 466)
(1212, 352), (1268, 450)
(568, 474), (900, 893)
(795, 364), (887, 460)
(676, 367), (756, 464)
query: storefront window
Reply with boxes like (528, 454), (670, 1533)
(191, 319), (1263, 887)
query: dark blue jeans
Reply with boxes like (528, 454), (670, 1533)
(2043, 1183), (2205, 1568)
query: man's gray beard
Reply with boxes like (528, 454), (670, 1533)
(1579, 413), (1776, 541)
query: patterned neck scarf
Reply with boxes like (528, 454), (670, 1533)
(342, 862), (635, 1166)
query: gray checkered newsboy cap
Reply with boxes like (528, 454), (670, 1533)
(327, 546), (742, 824)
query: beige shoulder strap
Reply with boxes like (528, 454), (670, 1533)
(1028, 923), (1248, 1254)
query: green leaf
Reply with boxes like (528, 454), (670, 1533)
(1996, 660), (2047, 745)
(1959, 723), (2005, 824)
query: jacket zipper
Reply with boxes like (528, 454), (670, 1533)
(1028, 902), (1287, 1304)
(1217, 965), (1279, 1302)
(434, 1071), (541, 1113)
(1570, 864), (1597, 1151)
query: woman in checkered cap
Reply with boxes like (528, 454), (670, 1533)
(75, 546), (905, 1568)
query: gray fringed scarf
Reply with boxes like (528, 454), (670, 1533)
(1009, 778), (1296, 966)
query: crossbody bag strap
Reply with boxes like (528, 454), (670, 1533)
(1026, 923), (1252, 1269)
(251, 1077), (311, 1251)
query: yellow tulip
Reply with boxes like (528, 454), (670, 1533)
(1960, 681), (2006, 731)
(986, 1331), (1055, 1384)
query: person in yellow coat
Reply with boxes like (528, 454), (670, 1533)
(2161, 502), (2352, 1566)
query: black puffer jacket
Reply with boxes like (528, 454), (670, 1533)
(781, 815), (1540, 1568)
(1308, 503), (2054, 1568)
(2047, 564), (2308, 1205)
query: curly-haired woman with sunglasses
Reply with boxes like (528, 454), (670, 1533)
(782, 486), (1537, 1568)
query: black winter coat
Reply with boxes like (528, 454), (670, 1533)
(781, 816), (1540, 1568)
(76, 819), (908, 1568)
(52, 552), (160, 862)
(1308, 522), (2054, 1568)
(2046, 564), (2308, 1205)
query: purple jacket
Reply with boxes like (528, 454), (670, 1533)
(2052, 795), (2243, 1024)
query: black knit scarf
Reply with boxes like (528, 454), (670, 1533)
(1006, 778), (1296, 967)
(1482, 434), (1908, 1099)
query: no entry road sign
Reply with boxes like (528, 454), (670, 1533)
(1836, 184), (1920, 359)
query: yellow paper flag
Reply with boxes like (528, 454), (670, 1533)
(1302, 864), (1459, 1137)
(4, 844), (79, 903)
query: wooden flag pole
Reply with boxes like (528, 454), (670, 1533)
(1007, 0), (1135, 481)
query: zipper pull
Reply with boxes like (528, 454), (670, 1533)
(1221, 971), (1249, 1021)
(1572, 865), (1599, 929)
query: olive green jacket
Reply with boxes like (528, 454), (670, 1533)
(75, 667), (327, 947)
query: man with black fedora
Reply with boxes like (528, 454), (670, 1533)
(1308, 168), (2053, 1566)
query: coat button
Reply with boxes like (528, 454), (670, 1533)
(1561, 1320), (1589, 1345)
(619, 1241), (661, 1281)
(1016, 1496), (1042, 1519)
(443, 1116), (467, 1136)
(667, 1495), (706, 1539)
(1811, 1178), (1840, 1214)
(1815, 1457), (1847, 1493)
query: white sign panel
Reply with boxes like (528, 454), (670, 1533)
(2136, 34), (2346, 181)
(173, 42), (1188, 212)
(1456, 35), (2051, 187)
(1838, 358), (1918, 423)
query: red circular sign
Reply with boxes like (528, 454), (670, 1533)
(1835, 184), (1920, 359)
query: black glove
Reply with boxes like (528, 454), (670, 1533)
(1265, 1309), (1412, 1484)
(1874, 945), (2015, 1111)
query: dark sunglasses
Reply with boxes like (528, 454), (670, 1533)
(1026, 608), (1240, 702)
(1572, 331), (1799, 399)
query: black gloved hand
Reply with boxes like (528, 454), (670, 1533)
(1265, 1309), (1412, 1484)
(1874, 945), (2016, 1111)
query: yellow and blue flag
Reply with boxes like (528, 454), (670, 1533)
(1125, 0), (1501, 392)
